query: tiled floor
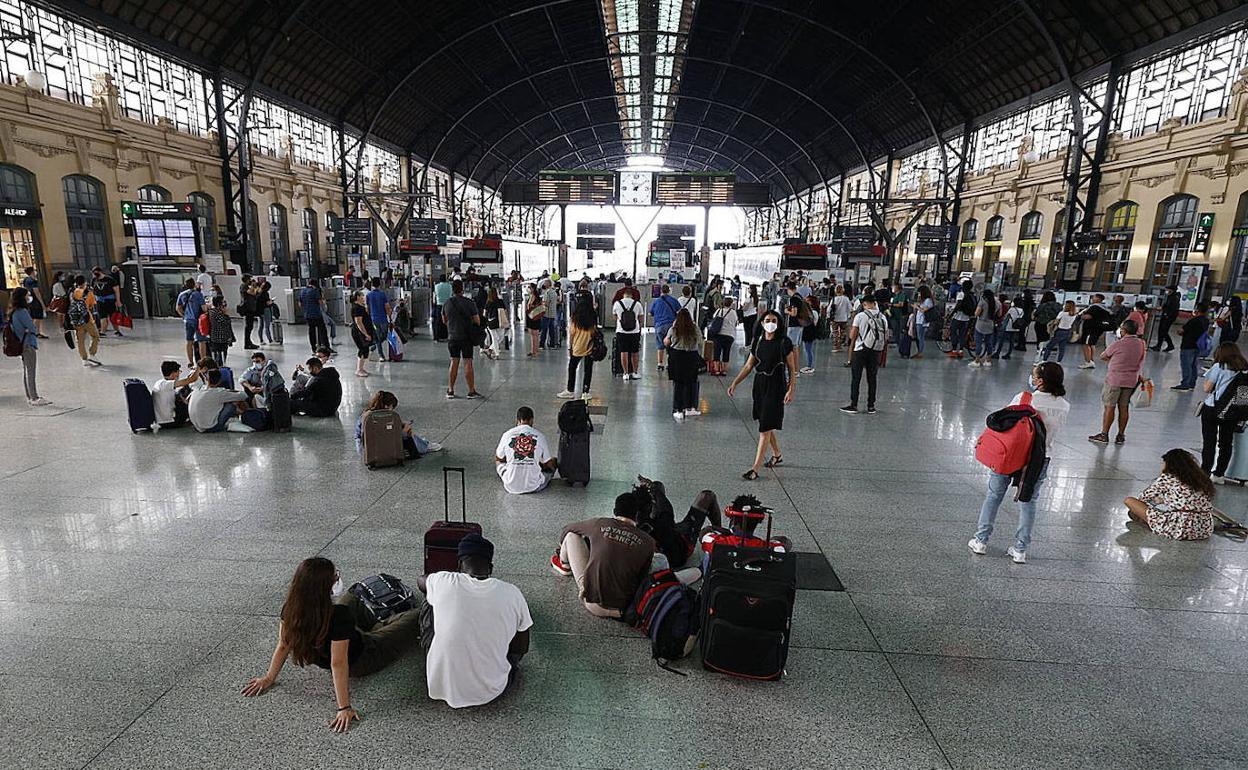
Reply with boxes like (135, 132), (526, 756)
(1, 321), (1246, 769)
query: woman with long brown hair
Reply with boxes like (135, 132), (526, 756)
(1199, 342), (1248, 482)
(1124, 449), (1215, 540)
(664, 308), (704, 420)
(241, 556), (424, 732)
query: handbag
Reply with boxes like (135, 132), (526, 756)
(47, 296), (68, 314)
(1131, 378), (1154, 408)
(528, 303), (546, 320)
(110, 310), (133, 329)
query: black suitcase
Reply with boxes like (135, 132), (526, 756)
(897, 330), (912, 358)
(268, 387), (292, 433)
(610, 331), (622, 376)
(558, 431), (591, 486)
(699, 512), (796, 681)
(123, 378), (156, 433)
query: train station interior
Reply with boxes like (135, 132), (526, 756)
(2, 1), (1248, 768)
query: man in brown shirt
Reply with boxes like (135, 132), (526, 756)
(553, 492), (655, 618)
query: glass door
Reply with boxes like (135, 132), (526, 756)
(0, 223), (38, 290)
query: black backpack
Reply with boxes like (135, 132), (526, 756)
(958, 293), (977, 317)
(590, 328), (607, 362)
(619, 299), (638, 332)
(558, 398), (592, 434)
(348, 573), (416, 622)
(624, 569), (701, 674)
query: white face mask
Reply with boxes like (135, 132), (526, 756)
(1028, 375), (1039, 391)
(762, 321), (779, 334)
(330, 577), (345, 599)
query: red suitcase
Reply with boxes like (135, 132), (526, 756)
(424, 467), (482, 574)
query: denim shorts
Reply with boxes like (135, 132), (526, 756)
(655, 323), (672, 350)
(184, 319), (206, 342)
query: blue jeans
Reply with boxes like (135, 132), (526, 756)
(975, 465), (1048, 552)
(1041, 328), (1071, 361)
(915, 323), (927, 353)
(540, 317), (558, 348)
(259, 308), (273, 343)
(203, 402), (237, 433)
(803, 340), (815, 369)
(787, 325), (803, 350)
(997, 331), (1015, 358)
(373, 321), (389, 359)
(1180, 348), (1200, 388)
(974, 330), (994, 358)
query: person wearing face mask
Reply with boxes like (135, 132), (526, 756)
(1089, 319), (1147, 445)
(242, 557), (425, 732)
(727, 310), (798, 480)
(968, 362), (1070, 564)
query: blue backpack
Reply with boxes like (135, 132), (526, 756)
(624, 568), (701, 674)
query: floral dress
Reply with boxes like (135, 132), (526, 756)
(1139, 473), (1213, 540)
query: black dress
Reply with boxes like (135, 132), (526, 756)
(750, 335), (793, 432)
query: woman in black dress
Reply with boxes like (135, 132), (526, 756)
(349, 290), (375, 377)
(727, 309), (798, 480)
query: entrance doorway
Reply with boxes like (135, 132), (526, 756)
(0, 220), (38, 290)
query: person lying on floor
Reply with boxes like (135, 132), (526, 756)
(633, 475), (722, 568)
(414, 534), (532, 709)
(241, 556), (423, 732)
(552, 489), (700, 619)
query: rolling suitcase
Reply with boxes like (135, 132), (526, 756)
(699, 512), (796, 681)
(897, 330), (912, 358)
(1226, 427), (1248, 484)
(123, 378), (156, 433)
(217, 366), (235, 390)
(610, 331), (622, 376)
(272, 320), (284, 344)
(558, 400), (592, 486)
(424, 467), (482, 573)
(268, 387), (292, 433)
(362, 409), (404, 468)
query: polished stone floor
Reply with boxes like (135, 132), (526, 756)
(1, 320), (1245, 770)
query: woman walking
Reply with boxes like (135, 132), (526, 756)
(740, 284), (759, 348)
(557, 296), (598, 399)
(727, 310), (797, 480)
(484, 285), (509, 356)
(241, 556), (423, 733)
(969, 289), (999, 368)
(1199, 342), (1247, 483)
(524, 283), (543, 357)
(800, 295), (820, 373)
(1040, 300), (1079, 363)
(68, 275), (101, 366)
(349, 290), (374, 377)
(8, 287), (49, 405)
(206, 295), (234, 367)
(708, 296), (738, 376)
(665, 309), (703, 420)
(968, 361), (1069, 563)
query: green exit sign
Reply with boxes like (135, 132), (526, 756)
(1192, 212), (1214, 253)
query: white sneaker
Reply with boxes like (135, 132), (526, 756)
(630, 373), (641, 380)
(27, 397), (52, 406)
(1078, 361), (1095, 369)
(800, 367), (814, 374)
(1211, 474), (1226, 485)
(684, 408), (699, 417)
(672, 411), (684, 421)
(88, 358), (102, 366)
(1006, 546), (1027, 564)
(968, 361), (981, 368)
(82, 360), (92, 367)
(555, 390), (576, 399)
(425, 442), (444, 453)
(983, 361), (993, 368)
(225, 419), (254, 433)
(967, 538), (987, 555)
(581, 390), (591, 398)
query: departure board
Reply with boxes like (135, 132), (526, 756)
(654, 173), (736, 205)
(134, 218), (198, 259)
(537, 171), (616, 204)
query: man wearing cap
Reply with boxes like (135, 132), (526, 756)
(416, 534), (532, 708)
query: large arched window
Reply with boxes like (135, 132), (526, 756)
(958, 218), (978, 269)
(1014, 212), (1043, 286)
(63, 175), (108, 271)
(188, 192), (216, 252)
(138, 184), (170, 203)
(0, 164), (40, 290)
(1149, 194), (1199, 290)
(981, 215), (1004, 272)
(301, 208), (318, 262)
(268, 203), (289, 273)
(1099, 201), (1138, 291)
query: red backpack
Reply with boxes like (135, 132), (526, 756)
(198, 312), (211, 337)
(974, 392), (1036, 475)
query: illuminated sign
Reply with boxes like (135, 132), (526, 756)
(537, 171), (615, 205)
(654, 172), (735, 205)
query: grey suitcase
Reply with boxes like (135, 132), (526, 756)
(362, 409), (404, 469)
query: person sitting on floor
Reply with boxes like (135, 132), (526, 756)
(552, 490), (699, 619)
(699, 493), (792, 572)
(1124, 448), (1215, 541)
(292, 346), (334, 390)
(633, 475), (722, 568)
(355, 390), (442, 458)
(241, 556), (424, 733)
(240, 350), (284, 405)
(495, 406), (557, 494)
(187, 368), (249, 433)
(151, 360), (199, 429)
(414, 534), (532, 709)
(290, 357), (342, 417)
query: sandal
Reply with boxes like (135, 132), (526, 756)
(1114, 434), (1126, 445)
(741, 469), (759, 481)
(763, 455), (783, 468)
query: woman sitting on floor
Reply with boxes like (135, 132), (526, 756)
(354, 390), (443, 458)
(1123, 448), (1215, 540)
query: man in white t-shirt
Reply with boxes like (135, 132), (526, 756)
(612, 286), (645, 380)
(841, 295), (888, 415)
(194, 264), (213, 295)
(187, 369), (249, 432)
(495, 406), (557, 494)
(150, 360), (199, 429)
(416, 533), (532, 708)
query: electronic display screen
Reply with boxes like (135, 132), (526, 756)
(463, 248), (503, 263)
(654, 173), (735, 205)
(132, 218), (198, 258)
(537, 171), (616, 205)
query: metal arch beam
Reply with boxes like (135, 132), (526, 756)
(417, 53), (876, 197)
(466, 93), (831, 194)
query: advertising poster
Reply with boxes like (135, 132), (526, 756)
(1178, 264), (1206, 312)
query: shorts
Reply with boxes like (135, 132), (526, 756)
(97, 299), (116, 316)
(617, 333), (640, 354)
(1101, 381), (1136, 407)
(448, 339), (474, 359)
(654, 323), (672, 351)
(183, 319), (206, 342)
(1079, 329), (1103, 346)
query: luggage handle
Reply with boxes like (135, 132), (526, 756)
(443, 466), (467, 522)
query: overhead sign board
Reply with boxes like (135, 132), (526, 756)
(576, 237), (615, 251)
(830, 225), (877, 256)
(537, 170), (615, 205)
(577, 222), (615, 236)
(914, 224), (955, 255)
(1192, 212), (1214, 253)
(654, 172), (735, 206)
(340, 217), (373, 245)
(408, 217), (448, 246)
(120, 201), (193, 221)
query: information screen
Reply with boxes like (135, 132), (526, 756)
(537, 171), (616, 205)
(654, 173), (735, 205)
(133, 218), (198, 258)
(463, 248), (503, 263)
